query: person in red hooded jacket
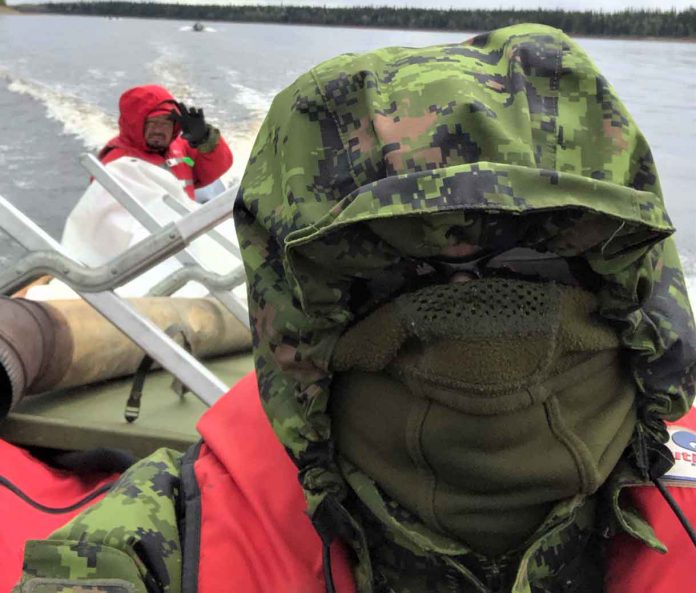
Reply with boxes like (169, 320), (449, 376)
(98, 84), (233, 200)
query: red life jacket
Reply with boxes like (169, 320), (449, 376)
(98, 85), (232, 200)
(0, 442), (118, 592)
(605, 407), (696, 593)
(193, 372), (356, 593)
(194, 375), (696, 593)
(4, 374), (694, 593)
(0, 375), (354, 593)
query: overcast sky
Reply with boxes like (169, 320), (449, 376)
(218, 0), (693, 8)
(147, 0), (695, 10)
(8, 0), (695, 9)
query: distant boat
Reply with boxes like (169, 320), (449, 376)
(178, 22), (217, 33)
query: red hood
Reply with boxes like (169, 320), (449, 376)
(115, 85), (181, 152)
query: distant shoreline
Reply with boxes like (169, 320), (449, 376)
(267, 20), (696, 44)
(11, 3), (696, 40)
(7, 8), (696, 44)
(573, 32), (696, 43)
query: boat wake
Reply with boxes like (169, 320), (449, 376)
(147, 46), (207, 105)
(0, 68), (117, 150)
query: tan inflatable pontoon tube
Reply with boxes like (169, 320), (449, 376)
(0, 296), (250, 418)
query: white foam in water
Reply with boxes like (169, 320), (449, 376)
(213, 71), (279, 186)
(223, 69), (278, 116)
(230, 83), (277, 118)
(178, 25), (218, 33)
(0, 69), (117, 150)
(0, 59), (270, 192)
(84, 68), (127, 89)
(218, 122), (259, 188)
(680, 251), (696, 309)
(218, 94), (270, 186)
(686, 276), (696, 307)
(147, 45), (215, 107)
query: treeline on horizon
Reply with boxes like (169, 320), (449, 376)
(17, 3), (696, 38)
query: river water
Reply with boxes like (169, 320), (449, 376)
(0, 14), (695, 276)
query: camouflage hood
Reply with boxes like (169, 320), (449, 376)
(234, 22), (696, 572)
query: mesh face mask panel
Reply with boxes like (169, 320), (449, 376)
(395, 279), (561, 343)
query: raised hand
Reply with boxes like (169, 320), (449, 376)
(169, 101), (210, 147)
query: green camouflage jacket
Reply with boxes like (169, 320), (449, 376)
(232, 21), (696, 591)
(14, 22), (696, 593)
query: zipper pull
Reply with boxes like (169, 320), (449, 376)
(484, 560), (503, 593)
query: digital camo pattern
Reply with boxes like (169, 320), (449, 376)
(15, 23), (696, 593)
(234, 22), (696, 591)
(20, 579), (136, 593)
(16, 449), (182, 593)
(340, 455), (624, 593)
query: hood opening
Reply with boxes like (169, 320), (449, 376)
(117, 85), (181, 153)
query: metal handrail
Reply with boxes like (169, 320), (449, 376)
(80, 154), (249, 327)
(148, 264), (247, 297)
(162, 193), (241, 258)
(0, 193), (234, 295)
(0, 197), (229, 406)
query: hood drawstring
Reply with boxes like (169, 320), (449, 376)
(312, 494), (346, 593)
(652, 477), (696, 547)
(322, 540), (337, 593)
(633, 424), (696, 548)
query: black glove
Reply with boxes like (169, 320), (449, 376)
(169, 101), (209, 148)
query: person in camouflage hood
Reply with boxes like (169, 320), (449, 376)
(13, 23), (696, 593)
(234, 20), (696, 592)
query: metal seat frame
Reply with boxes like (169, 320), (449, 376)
(0, 154), (250, 406)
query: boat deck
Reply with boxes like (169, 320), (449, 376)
(0, 353), (255, 458)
